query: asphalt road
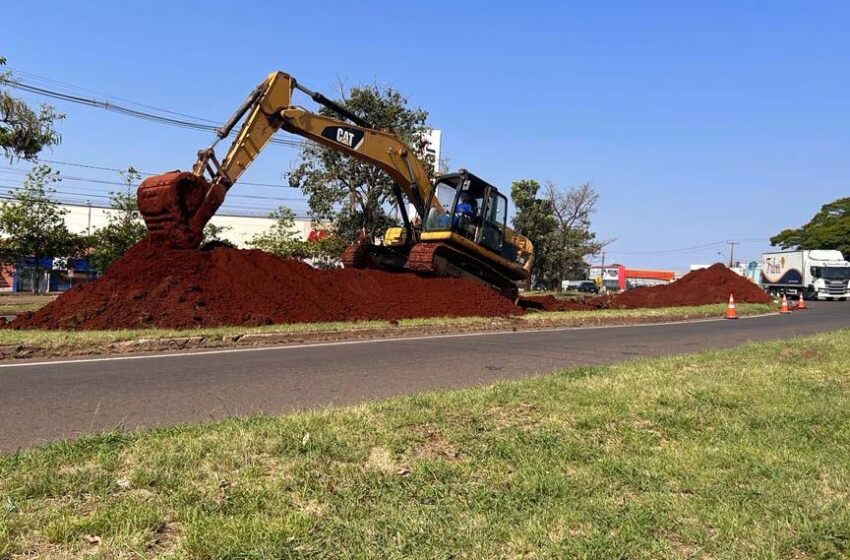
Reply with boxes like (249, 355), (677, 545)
(2, 301), (848, 451)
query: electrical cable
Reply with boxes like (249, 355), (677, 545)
(3, 79), (305, 149)
(0, 167), (307, 202)
(34, 158), (300, 189)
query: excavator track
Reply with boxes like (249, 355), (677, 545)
(342, 239), (410, 272)
(341, 238), (369, 269)
(406, 242), (519, 301)
(405, 243), (442, 273)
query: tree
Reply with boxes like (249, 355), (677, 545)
(248, 207), (302, 254)
(511, 179), (608, 286)
(0, 165), (84, 292)
(771, 197), (850, 256)
(511, 179), (556, 284)
(0, 57), (64, 161)
(544, 181), (608, 282)
(288, 83), (432, 242)
(89, 167), (147, 272)
(201, 222), (235, 248)
(249, 206), (345, 267)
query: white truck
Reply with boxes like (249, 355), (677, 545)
(760, 249), (850, 300)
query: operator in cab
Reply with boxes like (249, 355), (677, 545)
(454, 191), (478, 238)
(455, 192), (477, 219)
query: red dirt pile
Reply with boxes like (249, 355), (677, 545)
(523, 264), (773, 311)
(8, 239), (521, 330)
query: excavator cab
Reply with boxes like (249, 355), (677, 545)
(423, 170), (511, 259)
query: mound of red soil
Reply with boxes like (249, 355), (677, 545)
(614, 263), (772, 308)
(523, 264), (772, 311)
(8, 239), (521, 330)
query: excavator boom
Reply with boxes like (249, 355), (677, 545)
(136, 70), (532, 295)
(138, 72), (434, 247)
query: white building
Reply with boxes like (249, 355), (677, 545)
(61, 202), (313, 247)
(420, 129), (443, 173)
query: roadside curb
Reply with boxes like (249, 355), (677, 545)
(0, 308), (779, 363)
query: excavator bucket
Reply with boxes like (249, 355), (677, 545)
(136, 171), (227, 249)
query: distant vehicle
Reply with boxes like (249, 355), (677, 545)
(760, 250), (850, 301)
(561, 280), (584, 291)
(577, 281), (599, 294)
(532, 282), (548, 291)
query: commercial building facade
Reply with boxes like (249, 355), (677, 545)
(588, 265), (677, 291)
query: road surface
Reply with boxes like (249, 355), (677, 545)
(2, 302), (848, 451)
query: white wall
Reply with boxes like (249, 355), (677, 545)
(61, 203), (312, 248)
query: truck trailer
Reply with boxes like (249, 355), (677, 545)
(760, 249), (850, 300)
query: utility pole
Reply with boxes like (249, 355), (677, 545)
(727, 241), (738, 267)
(86, 200), (92, 235)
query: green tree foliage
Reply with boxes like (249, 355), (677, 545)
(288, 84), (432, 242)
(248, 206), (345, 268)
(0, 165), (84, 291)
(89, 167), (147, 272)
(201, 222), (235, 248)
(545, 181), (608, 282)
(511, 179), (607, 286)
(0, 57), (64, 160)
(771, 197), (850, 257)
(511, 179), (556, 284)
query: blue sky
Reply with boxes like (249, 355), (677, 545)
(3, 1), (848, 269)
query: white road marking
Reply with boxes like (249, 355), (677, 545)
(0, 313), (779, 369)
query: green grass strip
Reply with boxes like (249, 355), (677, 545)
(3, 325), (846, 559)
(0, 303), (774, 354)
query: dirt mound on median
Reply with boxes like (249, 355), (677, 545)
(522, 264), (772, 311)
(7, 238), (522, 330)
(615, 263), (772, 307)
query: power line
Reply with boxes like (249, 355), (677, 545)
(0, 167), (310, 217)
(0, 184), (306, 213)
(7, 68), (222, 124)
(607, 241), (729, 256)
(607, 238), (771, 257)
(3, 78), (305, 149)
(0, 167), (307, 203)
(33, 158), (299, 190)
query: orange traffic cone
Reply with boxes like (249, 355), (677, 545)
(779, 294), (791, 314)
(795, 291), (808, 310)
(725, 293), (738, 319)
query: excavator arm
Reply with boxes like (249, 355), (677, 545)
(136, 69), (532, 296)
(138, 71), (436, 248)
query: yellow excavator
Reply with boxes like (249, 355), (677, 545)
(137, 71), (533, 298)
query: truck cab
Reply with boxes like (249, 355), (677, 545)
(807, 250), (850, 300)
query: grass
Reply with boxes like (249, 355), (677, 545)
(0, 315), (498, 352)
(2, 328), (848, 559)
(0, 303), (44, 314)
(521, 289), (583, 298)
(520, 302), (773, 322)
(0, 303), (774, 356)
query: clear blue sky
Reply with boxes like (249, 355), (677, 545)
(4, 1), (848, 269)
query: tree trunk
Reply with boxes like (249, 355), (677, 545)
(32, 262), (40, 293)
